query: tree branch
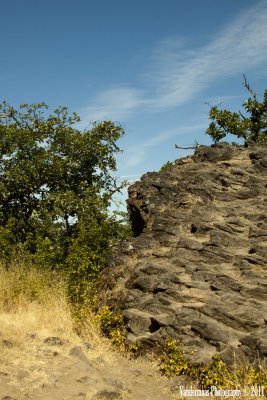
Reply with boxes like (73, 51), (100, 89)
(175, 141), (200, 150)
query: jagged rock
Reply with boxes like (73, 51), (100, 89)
(100, 143), (267, 366)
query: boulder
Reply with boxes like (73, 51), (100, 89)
(99, 143), (267, 366)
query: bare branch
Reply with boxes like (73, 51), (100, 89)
(175, 140), (200, 150)
(243, 74), (257, 99)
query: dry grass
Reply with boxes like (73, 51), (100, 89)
(0, 260), (72, 331)
(0, 260), (113, 366)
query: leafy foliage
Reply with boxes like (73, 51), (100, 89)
(159, 339), (195, 378)
(96, 305), (127, 351)
(96, 305), (141, 354)
(159, 160), (174, 172)
(66, 195), (124, 305)
(0, 101), (128, 303)
(159, 339), (267, 391)
(206, 77), (267, 144)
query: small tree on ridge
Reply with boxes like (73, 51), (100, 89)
(206, 76), (267, 145)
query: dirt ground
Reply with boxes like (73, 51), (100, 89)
(0, 310), (182, 400)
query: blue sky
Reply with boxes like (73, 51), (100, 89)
(1, 0), (267, 209)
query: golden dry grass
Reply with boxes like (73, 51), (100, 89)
(0, 260), (113, 366)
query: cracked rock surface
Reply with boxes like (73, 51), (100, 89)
(100, 143), (267, 366)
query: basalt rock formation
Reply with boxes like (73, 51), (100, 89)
(101, 142), (267, 366)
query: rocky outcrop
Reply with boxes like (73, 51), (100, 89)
(100, 143), (267, 366)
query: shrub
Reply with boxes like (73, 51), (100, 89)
(159, 339), (267, 392)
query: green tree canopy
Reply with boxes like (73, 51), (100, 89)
(0, 101), (125, 268)
(206, 77), (267, 144)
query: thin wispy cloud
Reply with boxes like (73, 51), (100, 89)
(79, 87), (144, 122)
(122, 123), (207, 167)
(147, 0), (267, 110)
(81, 1), (267, 121)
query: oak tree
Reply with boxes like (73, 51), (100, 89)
(0, 101), (125, 273)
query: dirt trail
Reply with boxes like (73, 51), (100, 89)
(0, 327), (181, 400)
